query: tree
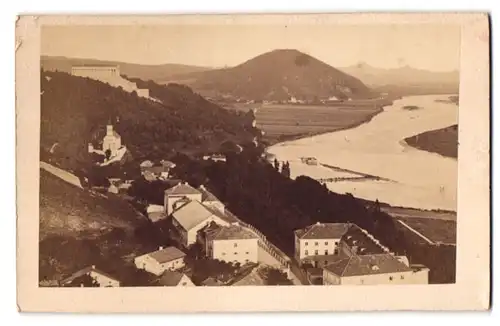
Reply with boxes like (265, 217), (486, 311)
(274, 158), (280, 171)
(281, 161), (291, 178)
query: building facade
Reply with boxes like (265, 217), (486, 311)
(102, 124), (122, 156)
(134, 246), (186, 276)
(322, 254), (429, 285)
(71, 65), (120, 79)
(294, 223), (350, 263)
(164, 183), (203, 215)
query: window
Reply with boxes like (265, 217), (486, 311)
(334, 249), (338, 255)
(315, 242), (319, 246)
(234, 243), (238, 248)
(400, 275), (405, 280)
(181, 282), (187, 286)
(325, 241), (328, 245)
(335, 241), (339, 245)
(305, 250), (309, 255)
(315, 250), (319, 255)
(324, 250), (328, 255)
(389, 276), (393, 281)
(222, 252), (226, 256)
(234, 252), (238, 255)
(246, 252), (249, 255)
(305, 242), (308, 246)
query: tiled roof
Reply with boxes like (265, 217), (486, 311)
(209, 223), (258, 241)
(140, 160), (154, 167)
(159, 271), (186, 286)
(171, 200), (217, 231)
(143, 166), (169, 174)
(60, 266), (119, 285)
(198, 185), (220, 202)
(161, 160), (176, 168)
(203, 205), (238, 223)
(295, 223), (350, 239)
(147, 246), (186, 264)
(324, 254), (412, 277)
(341, 225), (388, 255)
(165, 182), (201, 196)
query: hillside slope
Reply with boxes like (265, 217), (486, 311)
(41, 70), (256, 171)
(164, 49), (374, 101)
(41, 55), (211, 81)
(39, 169), (168, 285)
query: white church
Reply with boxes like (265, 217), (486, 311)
(88, 124), (127, 166)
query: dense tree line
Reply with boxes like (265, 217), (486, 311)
(173, 148), (456, 284)
(40, 70), (257, 172)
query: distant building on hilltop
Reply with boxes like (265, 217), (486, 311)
(71, 65), (121, 79)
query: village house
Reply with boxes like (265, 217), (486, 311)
(295, 222), (398, 269)
(198, 185), (225, 213)
(164, 182), (203, 215)
(198, 222), (259, 265)
(146, 204), (166, 223)
(158, 271), (195, 287)
(134, 246), (187, 276)
(322, 254), (429, 285)
(294, 222), (350, 264)
(203, 154), (227, 162)
(59, 265), (120, 287)
(170, 200), (233, 247)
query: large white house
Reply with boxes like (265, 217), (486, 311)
(134, 246), (186, 276)
(322, 254), (429, 285)
(294, 222), (350, 263)
(198, 222), (259, 265)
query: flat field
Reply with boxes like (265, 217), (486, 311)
(396, 216), (457, 245)
(243, 103), (383, 143)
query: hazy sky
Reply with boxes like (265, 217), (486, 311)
(42, 24), (460, 71)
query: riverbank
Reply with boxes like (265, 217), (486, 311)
(404, 124), (458, 159)
(261, 105), (384, 147)
(265, 94), (458, 213)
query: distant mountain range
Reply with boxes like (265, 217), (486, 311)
(41, 55), (211, 82)
(339, 62), (460, 95)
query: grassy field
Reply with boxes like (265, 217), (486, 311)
(404, 124), (458, 159)
(395, 216), (456, 245)
(224, 102), (384, 144)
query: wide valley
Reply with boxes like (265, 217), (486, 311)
(267, 94), (459, 215)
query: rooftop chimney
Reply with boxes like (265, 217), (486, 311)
(159, 246), (164, 251)
(316, 222), (321, 225)
(91, 265), (96, 270)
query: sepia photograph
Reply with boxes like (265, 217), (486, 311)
(16, 13), (490, 312)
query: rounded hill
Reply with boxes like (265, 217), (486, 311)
(175, 49), (374, 101)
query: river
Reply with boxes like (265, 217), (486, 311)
(267, 95), (458, 211)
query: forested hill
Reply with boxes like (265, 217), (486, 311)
(40, 70), (257, 170)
